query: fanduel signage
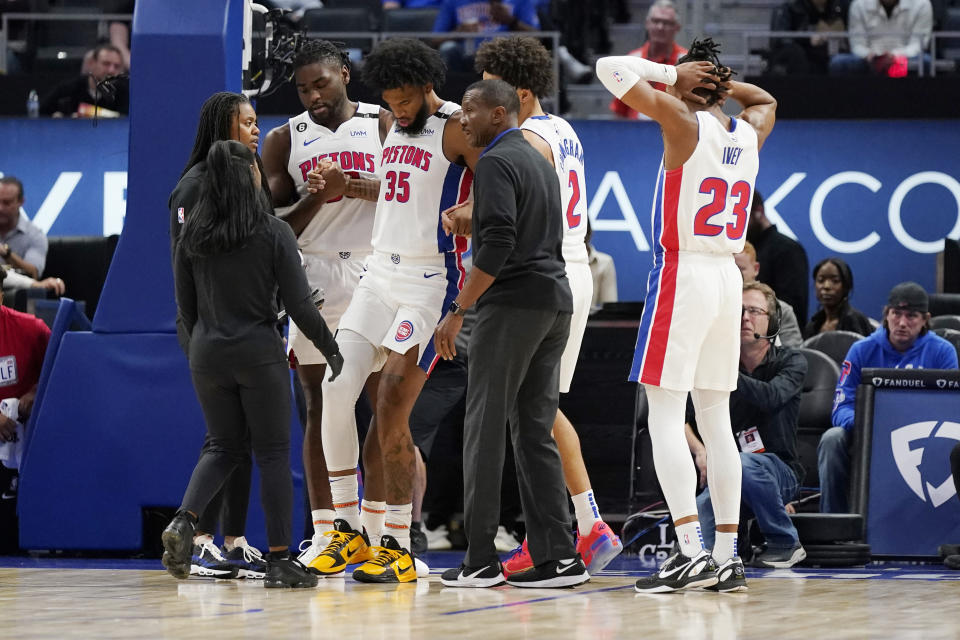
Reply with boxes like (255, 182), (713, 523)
(1, 118), (958, 315)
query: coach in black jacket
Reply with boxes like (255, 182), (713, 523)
(434, 79), (587, 589)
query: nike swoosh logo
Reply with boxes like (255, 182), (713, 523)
(423, 272), (442, 278)
(659, 563), (687, 578)
(464, 567), (489, 579)
(556, 560), (579, 575)
(303, 136), (323, 146)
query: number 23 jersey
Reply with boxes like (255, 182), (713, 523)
(652, 111), (759, 256)
(370, 101), (471, 257)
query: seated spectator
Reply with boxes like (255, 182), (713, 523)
(0, 268), (52, 553)
(769, 0), (849, 75)
(945, 442), (960, 570)
(735, 241), (803, 348)
(687, 281), (808, 568)
(829, 0), (933, 76)
(818, 282), (958, 513)
(609, 0), (686, 120)
(803, 257), (873, 339)
(585, 223), (617, 308)
(433, 0), (540, 71)
(1, 267), (65, 297)
(747, 191), (809, 322)
(40, 43), (128, 118)
(0, 176), (47, 281)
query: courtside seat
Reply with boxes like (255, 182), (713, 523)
(802, 330), (864, 368)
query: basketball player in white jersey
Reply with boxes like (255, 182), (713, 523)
(261, 39), (392, 575)
(458, 36), (622, 576)
(596, 38), (777, 593)
(315, 38), (480, 583)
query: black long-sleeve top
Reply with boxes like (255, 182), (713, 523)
(688, 345), (808, 484)
(471, 128), (572, 312)
(754, 224), (810, 324)
(174, 214), (336, 371)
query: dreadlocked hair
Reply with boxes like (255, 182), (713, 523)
(293, 38), (351, 72)
(677, 37), (735, 106)
(362, 38), (445, 93)
(180, 91), (272, 204)
(474, 36), (554, 98)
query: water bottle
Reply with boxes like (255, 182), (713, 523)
(27, 89), (39, 118)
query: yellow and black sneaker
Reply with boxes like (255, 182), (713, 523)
(352, 534), (417, 583)
(308, 519), (370, 576)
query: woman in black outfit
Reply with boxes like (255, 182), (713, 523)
(167, 92), (269, 579)
(162, 140), (343, 589)
(802, 257), (873, 339)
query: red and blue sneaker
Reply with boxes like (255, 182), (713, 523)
(501, 539), (533, 578)
(575, 522), (622, 575)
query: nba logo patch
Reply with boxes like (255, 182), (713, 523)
(395, 320), (414, 342)
(177, 207), (184, 224)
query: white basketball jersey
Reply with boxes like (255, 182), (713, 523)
(650, 111), (759, 256)
(371, 101), (471, 257)
(521, 114), (589, 265)
(286, 102), (381, 253)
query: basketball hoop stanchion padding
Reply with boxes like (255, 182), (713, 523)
(19, 0), (301, 551)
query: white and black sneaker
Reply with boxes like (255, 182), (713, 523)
(505, 556), (589, 588)
(751, 543), (806, 569)
(706, 556), (748, 592)
(635, 550), (718, 593)
(190, 539), (240, 579)
(441, 561), (506, 588)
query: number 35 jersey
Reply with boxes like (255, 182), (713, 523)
(371, 101), (471, 258)
(521, 114), (589, 265)
(652, 111), (759, 256)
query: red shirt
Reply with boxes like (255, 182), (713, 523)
(0, 306), (51, 402)
(609, 42), (688, 120)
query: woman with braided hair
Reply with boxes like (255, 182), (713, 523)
(596, 38), (778, 593)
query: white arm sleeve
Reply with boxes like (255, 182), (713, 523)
(595, 55), (678, 99)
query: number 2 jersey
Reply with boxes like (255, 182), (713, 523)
(285, 102), (381, 253)
(371, 101), (471, 257)
(651, 111), (759, 256)
(520, 114), (589, 265)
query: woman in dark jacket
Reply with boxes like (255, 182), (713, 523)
(161, 140), (343, 589)
(803, 256), (873, 339)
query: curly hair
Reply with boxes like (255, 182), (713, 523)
(474, 36), (554, 98)
(677, 37), (735, 106)
(293, 38), (351, 71)
(361, 38), (446, 93)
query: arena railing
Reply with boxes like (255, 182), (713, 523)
(731, 29), (960, 78)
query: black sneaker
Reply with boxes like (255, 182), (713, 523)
(505, 556), (589, 588)
(939, 544), (960, 558)
(635, 550), (718, 593)
(751, 544), (806, 569)
(221, 536), (266, 579)
(190, 540), (240, 578)
(264, 552), (319, 589)
(945, 555), (960, 570)
(161, 511), (196, 580)
(410, 521), (428, 556)
(706, 556), (748, 592)
(440, 561), (506, 588)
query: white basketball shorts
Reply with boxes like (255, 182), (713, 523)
(559, 261), (594, 393)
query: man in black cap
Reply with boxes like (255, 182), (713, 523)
(818, 281), (959, 513)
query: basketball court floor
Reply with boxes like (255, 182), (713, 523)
(2, 553), (958, 639)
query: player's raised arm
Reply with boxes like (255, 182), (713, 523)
(726, 81), (777, 149)
(595, 56), (716, 132)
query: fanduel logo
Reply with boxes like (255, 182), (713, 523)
(890, 421), (960, 507)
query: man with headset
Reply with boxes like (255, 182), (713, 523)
(684, 281), (808, 573)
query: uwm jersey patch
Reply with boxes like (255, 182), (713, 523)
(286, 102), (382, 253)
(371, 101), (471, 257)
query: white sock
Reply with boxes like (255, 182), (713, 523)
(193, 533), (213, 546)
(675, 521), (704, 558)
(384, 503), (412, 551)
(572, 490), (602, 537)
(360, 499), (386, 544)
(312, 508), (335, 538)
(713, 531), (737, 563)
(329, 474), (361, 531)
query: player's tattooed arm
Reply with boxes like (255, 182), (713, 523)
(343, 176), (381, 201)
